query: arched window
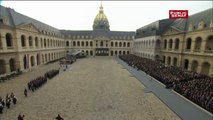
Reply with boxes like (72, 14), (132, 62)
(73, 41), (76, 46)
(6, 33), (12, 47)
(169, 39), (173, 49)
(115, 42), (118, 47)
(90, 41), (93, 47)
(44, 39), (47, 47)
(175, 38), (179, 49)
(164, 39), (167, 49)
(123, 42), (126, 47)
(167, 56), (171, 66)
(81, 41), (84, 46)
(66, 41), (69, 47)
(119, 42), (122, 47)
(186, 38), (192, 50)
(127, 42), (130, 47)
(111, 42), (114, 47)
(77, 41), (80, 46)
(86, 41), (89, 46)
(35, 37), (38, 47)
(194, 37), (202, 51)
(29, 36), (33, 47)
(205, 36), (213, 51)
(21, 35), (26, 47)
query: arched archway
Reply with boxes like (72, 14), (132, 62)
(0, 60), (6, 74)
(167, 56), (171, 66)
(30, 56), (35, 67)
(173, 57), (177, 66)
(155, 55), (160, 61)
(119, 51), (122, 55)
(184, 59), (189, 70)
(86, 50), (89, 55)
(90, 50), (93, 56)
(23, 55), (27, 69)
(115, 51), (118, 55)
(9, 58), (16, 72)
(111, 51), (113, 56)
(191, 60), (198, 72)
(201, 62), (210, 75)
(37, 53), (40, 65)
(0, 33), (2, 48)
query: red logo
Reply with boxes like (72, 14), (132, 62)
(169, 10), (188, 19)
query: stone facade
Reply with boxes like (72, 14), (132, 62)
(134, 8), (213, 76)
(0, 5), (134, 75)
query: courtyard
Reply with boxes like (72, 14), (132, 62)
(0, 57), (180, 120)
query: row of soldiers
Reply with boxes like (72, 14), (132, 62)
(0, 93), (17, 114)
(27, 76), (47, 91)
(45, 69), (60, 79)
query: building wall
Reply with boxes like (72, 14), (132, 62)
(133, 36), (161, 60)
(0, 24), (66, 75)
(65, 38), (132, 56)
(161, 27), (213, 76)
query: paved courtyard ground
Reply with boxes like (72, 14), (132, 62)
(0, 57), (180, 120)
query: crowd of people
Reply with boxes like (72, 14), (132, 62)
(119, 54), (213, 114)
(45, 69), (59, 79)
(0, 93), (17, 114)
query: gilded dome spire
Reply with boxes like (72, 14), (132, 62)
(93, 2), (110, 31)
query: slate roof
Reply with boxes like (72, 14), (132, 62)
(0, 5), (61, 35)
(135, 19), (174, 38)
(135, 7), (213, 38)
(170, 8), (213, 32)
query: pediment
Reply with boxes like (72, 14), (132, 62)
(163, 27), (182, 35)
(16, 22), (39, 33)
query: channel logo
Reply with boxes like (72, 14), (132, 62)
(169, 10), (188, 19)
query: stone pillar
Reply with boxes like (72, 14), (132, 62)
(191, 40), (195, 52)
(5, 61), (11, 73)
(200, 39), (207, 54)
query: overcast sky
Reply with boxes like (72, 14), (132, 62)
(1, 1), (212, 31)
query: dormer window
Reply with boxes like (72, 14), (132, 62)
(188, 24), (193, 31)
(198, 20), (205, 29)
(210, 19), (213, 28)
(0, 17), (9, 25)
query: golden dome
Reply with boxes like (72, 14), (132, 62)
(93, 5), (110, 31)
